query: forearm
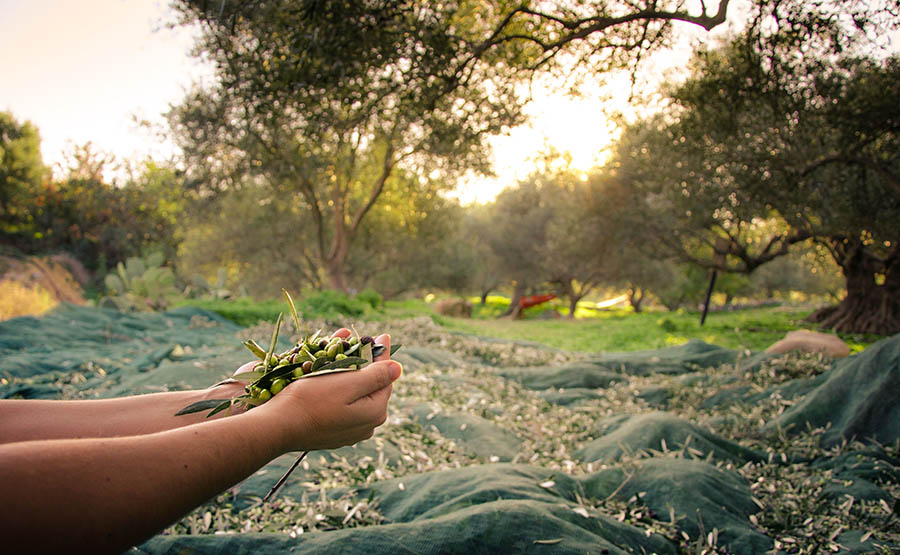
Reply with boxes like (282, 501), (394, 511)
(0, 409), (284, 554)
(0, 382), (246, 444)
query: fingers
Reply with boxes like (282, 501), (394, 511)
(374, 333), (390, 362)
(346, 359), (402, 403)
(331, 328), (351, 339)
(233, 360), (258, 377)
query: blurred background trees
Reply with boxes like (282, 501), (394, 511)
(2, 0), (898, 334)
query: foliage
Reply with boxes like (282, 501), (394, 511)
(177, 289), (383, 326)
(101, 252), (181, 312)
(168, 0), (738, 291)
(479, 179), (557, 313)
(4, 142), (185, 276)
(176, 183), (322, 298)
(354, 289), (383, 310)
(614, 19), (900, 333)
(344, 175), (473, 297)
(297, 290), (378, 320)
(176, 297), (287, 328)
(0, 111), (49, 240)
(185, 267), (249, 300)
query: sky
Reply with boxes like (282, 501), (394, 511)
(0, 0), (207, 174)
(1, 0), (737, 203)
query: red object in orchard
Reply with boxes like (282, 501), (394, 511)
(519, 294), (557, 309)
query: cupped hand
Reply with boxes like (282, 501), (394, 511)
(250, 332), (401, 452)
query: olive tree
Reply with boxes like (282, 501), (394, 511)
(615, 31), (900, 333)
(168, 0), (737, 293)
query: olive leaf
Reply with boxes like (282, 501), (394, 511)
(174, 398), (234, 416)
(243, 339), (268, 360)
(300, 366), (364, 379)
(264, 313), (283, 371)
(231, 370), (266, 382)
(360, 342), (373, 364)
(314, 356), (367, 372)
(310, 355), (329, 372)
(206, 398), (239, 418)
(282, 288), (303, 338)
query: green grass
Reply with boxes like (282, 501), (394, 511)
(176, 297), (288, 327)
(178, 295), (883, 354)
(428, 306), (818, 353)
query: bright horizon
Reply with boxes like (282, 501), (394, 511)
(1, 0), (735, 204)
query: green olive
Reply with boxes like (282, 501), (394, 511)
(314, 349), (327, 359)
(257, 389), (272, 402)
(270, 378), (287, 395)
(335, 353), (347, 361)
(292, 368), (304, 379)
(326, 342), (341, 358)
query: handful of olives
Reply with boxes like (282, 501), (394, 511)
(176, 289), (397, 418)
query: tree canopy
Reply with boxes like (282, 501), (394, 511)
(612, 26), (900, 332)
(168, 0), (737, 292)
(1, 112), (48, 239)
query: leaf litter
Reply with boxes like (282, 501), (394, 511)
(163, 317), (899, 552)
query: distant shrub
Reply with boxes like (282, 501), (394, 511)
(657, 317), (678, 332)
(299, 290), (371, 319)
(355, 289), (383, 310)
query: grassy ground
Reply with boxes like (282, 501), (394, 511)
(178, 295), (884, 354)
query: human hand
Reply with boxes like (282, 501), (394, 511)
(249, 332), (401, 452)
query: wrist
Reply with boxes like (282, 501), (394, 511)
(238, 405), (294, 457)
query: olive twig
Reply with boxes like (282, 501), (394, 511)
(263, 451), (309, 503)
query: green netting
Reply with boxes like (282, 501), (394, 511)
(142, 464), (679, 555)
(500, 340), (776, 392)
(500, 363), (627, 390)
(3, 306), (899, 554)
(583, 458), (774, 553)
(768, 333), (900, 446)
(585, 339), (770, 377)
(575, 412), (765, 464)
(0, 304), (247, 398)
(407, 403), (522, 461)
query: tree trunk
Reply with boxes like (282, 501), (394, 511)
(629, 286), (644, 313)
(501, 281), (526, 318)
(558, 280), (578, 318)
(808, 239), (900, 335)
(325, 257), (349, 292)
(480, 291), (489, 305)
(568, 296), (578, 318)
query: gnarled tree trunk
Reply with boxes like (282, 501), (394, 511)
(808, 238), (900, 335)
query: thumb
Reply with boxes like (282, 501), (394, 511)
(347, 359), (402, 402)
